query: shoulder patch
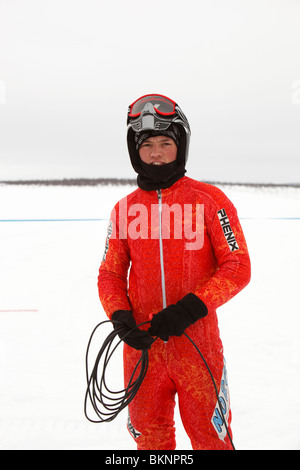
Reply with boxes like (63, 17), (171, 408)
(102, 220), (113, 261)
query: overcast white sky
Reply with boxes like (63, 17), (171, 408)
(0, 0), (299, 184)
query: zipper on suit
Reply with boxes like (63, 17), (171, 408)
(157, 189), (168, 347)
(157, 189), (167, 309)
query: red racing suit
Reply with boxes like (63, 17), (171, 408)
(98, 176), (251, 450)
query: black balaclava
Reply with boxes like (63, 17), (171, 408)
(133, 125), (186, 191)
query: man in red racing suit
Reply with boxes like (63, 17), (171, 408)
(98, 94), (251, 450)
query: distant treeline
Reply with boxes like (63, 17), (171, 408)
(0, 178), (299, 188)
(0, 178), (137, 186)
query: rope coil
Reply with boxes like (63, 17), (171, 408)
(84, 320), (153, 423)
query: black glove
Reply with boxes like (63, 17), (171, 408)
(111, 310), (154, 350)
(148, 293), (208, 341)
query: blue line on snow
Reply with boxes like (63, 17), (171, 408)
(0, 217), (299, 222)
(0, 218), (108, 222)
(240, 217), (300, 220)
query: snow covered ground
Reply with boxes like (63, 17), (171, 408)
(0, 182), (299, 450)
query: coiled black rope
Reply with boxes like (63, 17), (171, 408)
(84, 320), (235, 449)
(84, 320), (154, 423)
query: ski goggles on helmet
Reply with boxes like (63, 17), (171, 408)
(128, 94), (176, 118)
(127, 94), (178, 133)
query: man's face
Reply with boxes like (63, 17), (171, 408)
(138, 136), (177, 166)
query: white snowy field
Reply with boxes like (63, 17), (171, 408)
(0, 182), (299, 451)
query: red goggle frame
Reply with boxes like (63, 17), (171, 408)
(128, 94), (176, 118)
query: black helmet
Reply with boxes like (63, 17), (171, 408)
(127, 94), (191, 179)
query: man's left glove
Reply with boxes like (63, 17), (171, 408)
(148, 293), (208, 341)
(111, 310), (155, 350)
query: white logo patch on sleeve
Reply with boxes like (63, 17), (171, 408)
(217, 208), (239, 252)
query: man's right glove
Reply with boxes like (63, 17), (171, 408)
(111, 310), (154, 351)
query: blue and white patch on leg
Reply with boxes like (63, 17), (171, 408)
(211, 359), (231, 442)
